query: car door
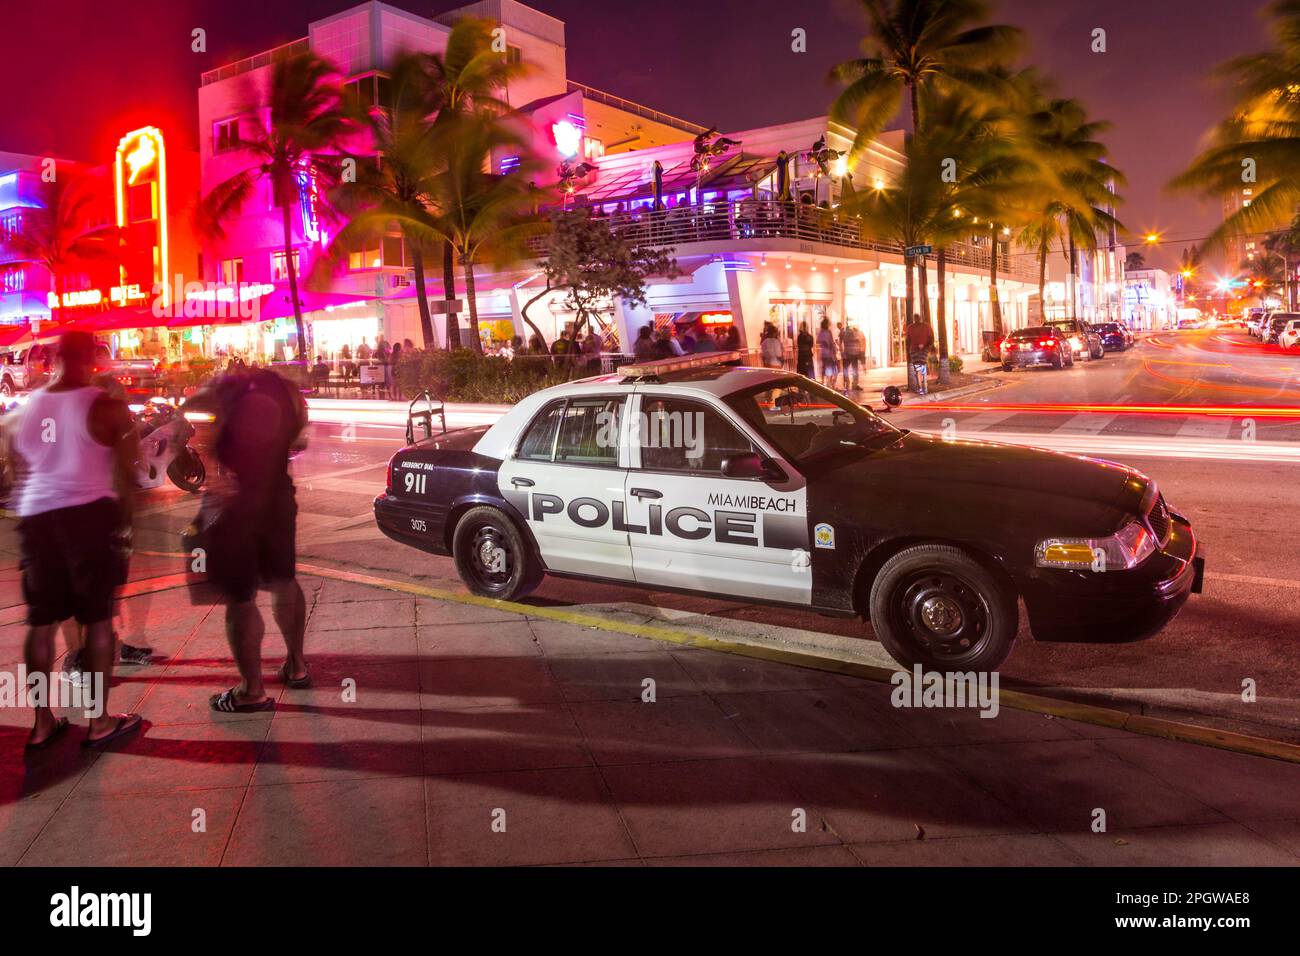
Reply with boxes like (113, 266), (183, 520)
(622, 390), (811, 605)
(497, 394), (635, 581)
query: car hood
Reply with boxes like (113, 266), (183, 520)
(817, 429), (1143, 511)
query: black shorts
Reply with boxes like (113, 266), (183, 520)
(19, 497), (123, 626)
(207, 482), (298, 603)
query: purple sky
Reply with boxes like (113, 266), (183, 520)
(0, 0), (1274, 270)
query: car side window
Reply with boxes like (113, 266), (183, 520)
(517, 400), (565, 461)
(637, 397), (752, 475)
(554, 398), (622, 466)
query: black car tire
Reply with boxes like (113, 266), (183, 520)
(0, 378), (12, 398)
(869, 544), (1018, 672)
(1065, 350), (1074, 367)
(166, 448), (206, 493)
(452, 505), (542, 601)
(1051, 353), (1062, 369)
(1001, 362), (1012, 372)
(1091, 343), (1104, 359)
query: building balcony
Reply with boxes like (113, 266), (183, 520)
(525, 199), (1037, 282)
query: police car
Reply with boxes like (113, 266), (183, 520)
(374, 353), (1203, 671)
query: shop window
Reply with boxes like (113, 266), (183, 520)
(271, 249), (301, 281)
(214, 119), (242, 153)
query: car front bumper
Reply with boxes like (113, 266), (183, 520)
(1021, 514), (1203, 644)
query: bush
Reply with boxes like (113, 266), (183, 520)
(948, 355), (964, 374)
(394, 348), (579, 403)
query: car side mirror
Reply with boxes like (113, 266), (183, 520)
(721, 452), (785, 481)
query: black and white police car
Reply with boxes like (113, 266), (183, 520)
(375, 352), (1203, 671)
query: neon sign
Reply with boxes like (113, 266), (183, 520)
(296, 160), (323, 244)
(552, 120), (582, 159)
(114, 127), (170, 307)
(46, 284), (147, 310)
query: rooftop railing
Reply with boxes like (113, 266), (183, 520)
(526, 199), (1037, 282)
(566, 81), (710, 137)
(200, 38), (311, 86)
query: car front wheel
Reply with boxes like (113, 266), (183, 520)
(868, 544), (1018, 672)
(452, 505), (542, 601)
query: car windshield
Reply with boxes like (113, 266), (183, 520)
(1095, 323), (1120, 333)
(725, 378), (900, 463)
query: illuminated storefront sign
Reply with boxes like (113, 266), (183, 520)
(46, 284), (148, 310)
(296, 160), (324, 244)
(114, 126), (170, 307)
(699, 311), (734, 325)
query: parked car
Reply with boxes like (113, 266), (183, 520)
(1264, 313), (1295, 344)
(0, 343), (53, 396)
(1249, 310), (1272, 338)
(1278, 317), (1300, 349)
(1000, 326), (1074, 370)
(374, 354), (1203, 673)
(1046, 319), (1105, 360)
(1093, 322), (1129, 352)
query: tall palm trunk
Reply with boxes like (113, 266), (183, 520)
(462, 254), (483, 354)
(1037, 236), (1049, 320)
(989, 231), (1004, 337)
(1067, 233), (1079, 321)
(936, 247), (950, 385)
(917, 255), (932, 328)
(443, 241), (461, 350)
(409, 244), (436, 350)
(281, 201), (306, 361)
(904, 253), (917, 389)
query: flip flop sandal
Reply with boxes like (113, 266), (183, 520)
(81, 713), (143, 749)
(209, 689), (275, 714)
(277, 662), (312, 689)
(25, 717), (70, 752)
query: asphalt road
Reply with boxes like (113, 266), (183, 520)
(129, 332), (1299, 744)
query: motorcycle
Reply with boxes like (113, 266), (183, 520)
(134, 402), (206, 493)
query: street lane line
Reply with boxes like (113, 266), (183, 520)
(943, 430), (1300, 462)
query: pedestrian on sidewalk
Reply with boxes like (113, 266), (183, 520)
(906, 314), (935, 394)
(796, 321), (814, 378)
(1, 331), (143, 750)
(816, 317), (840, 390)
(188, 367), (311, 713)
(841, 321), (865, 391)
(759, 322), (784, 369)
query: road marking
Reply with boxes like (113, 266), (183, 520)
(967, 430), (1300, 462)
(1057, 413), (1118, 435)
(1205, 570), (1300, 591)
(1175, 416), (1235, 440)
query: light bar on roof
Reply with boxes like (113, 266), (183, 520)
(620, 350), (745, 379)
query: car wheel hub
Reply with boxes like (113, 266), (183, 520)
(920, 596), (963, 635)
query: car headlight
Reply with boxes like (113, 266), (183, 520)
(1034, 520), (1156, 571)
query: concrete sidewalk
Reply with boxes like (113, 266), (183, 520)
(2, 551), (1299, 867)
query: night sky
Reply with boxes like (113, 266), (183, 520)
(0, 0), (1274, 270)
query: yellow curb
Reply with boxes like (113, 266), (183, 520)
(121, 555), (1300, 766)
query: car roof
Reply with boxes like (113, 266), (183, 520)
(471, 364), (797, 460)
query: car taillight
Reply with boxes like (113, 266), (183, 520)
(1039, 339), (1055, 348)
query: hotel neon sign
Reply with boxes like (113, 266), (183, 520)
(46, 284), (148, 310)
(114, 126), (170, 308)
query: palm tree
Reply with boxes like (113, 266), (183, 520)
(7, 170), (119, 323)
(829, 0), (1022, 153)
(196, 52), (354, 360)
(425, 112), (546, 353)
(425, 16), (526, 350)
(324, 53), (441, 349)
(1018, 93), (1125, 321)
(1171, 1), (1300, 257)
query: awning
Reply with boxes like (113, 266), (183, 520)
(74, 308), (162, 333)
(0, 322), (32, 349)
(249, 288), (380, 321)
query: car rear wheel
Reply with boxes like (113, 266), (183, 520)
(1051, 353), (1063, 369)
(869, 544), (1018, 672)
(452, 505), (542, 601)
(1001, 362), (1013, 372)
(0, 378), (12, 398)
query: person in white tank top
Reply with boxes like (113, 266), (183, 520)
(1, 331), (142, 750)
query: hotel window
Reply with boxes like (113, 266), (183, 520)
(219, 257), (244, 285)
(0, 212), (21, 241)
(271, 249), (301, 280)
(0, 266), (24, 293)
(344, 74), (392, 111)
(506, 45), (522, 66)
(382, 235), (405, 268)
(348, 242), (382, 271)
(214, 119), (242, 153)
